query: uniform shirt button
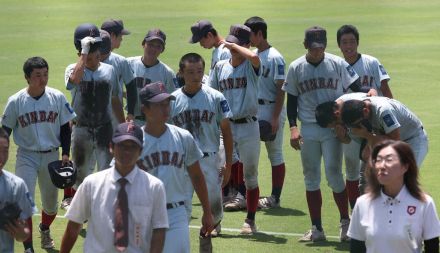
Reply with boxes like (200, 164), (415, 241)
(389, 220), (392, 223)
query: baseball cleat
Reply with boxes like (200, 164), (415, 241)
(60, 197), (72, 210)
(339, 218), (351, 242)
(39, 225), (55, 249)
(224, 192), (246, 211)
(211, 223), (221, 237)
(258, 195), (280, 209)
(298, 225), (326, 242)
(240, 219), (257, 235)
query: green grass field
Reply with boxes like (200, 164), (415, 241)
(1, 0), (440, 252)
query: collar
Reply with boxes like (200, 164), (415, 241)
(110, 165), (139, 185)
(380, 185), (409, 206)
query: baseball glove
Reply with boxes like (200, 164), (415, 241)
(0, 202), (22, 230)
(259, 120), (276, 142)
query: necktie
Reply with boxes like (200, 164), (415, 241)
(115, 178), (129, 252)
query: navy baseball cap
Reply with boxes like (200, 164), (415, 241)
(99, 29), (111, 55)
(139, 81), (175, 104)
(305, 26), (327, 48)
(101, 19), (130, 35)
(143, 29), (166, 45)
(189, 20), (213, 43)
(225, 24), (251, 45)
(113, 122), (143, 147)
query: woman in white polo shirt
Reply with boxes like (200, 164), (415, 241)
(348, 140), (440, 253)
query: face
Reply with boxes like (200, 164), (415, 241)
(143, 98), (171, 123)
(0, 138), (9, 171)
(85, 50), (101, 69)
(112, 140), (141, 169)
(199, 34), (215, 49)
(374, 146), (407, 186)
(111, 33), (123, 49)
(306, 46), (325, 63)
(26, 67), (48, 91)
(339, 33), (358, 59)
(143, 40), (164, 60)
(180, 61), (204, 87)
(249, 31), (259, 47)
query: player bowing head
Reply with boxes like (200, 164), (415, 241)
(140, 82), (175, 124)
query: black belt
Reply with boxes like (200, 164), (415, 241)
(258, 99), (275, 105)
(229, 116), (257, 124)
(37, 148), (58, 153)
(203, 152), (216, 158)
(166, 201), (185, 209)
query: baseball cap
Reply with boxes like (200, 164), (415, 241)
(225, 24), (251, 45)
(304, 26), (327, 48)
(112, 122), (143, 147)
(189, 20), (213, 43)
(73, 23), (102, 51)
(143, 29), (166, 45)
(139, 81), (175, 104)
(101, 19), (130, 35)
(99, 29), (111, 55)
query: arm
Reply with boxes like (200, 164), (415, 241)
(60, 122), (72, 164)
(334, 124), (351, 144)
(220, 118), (233, 187)
(380, 79), (393, 98)
(149, 228), (166, 253)
(187, 161), (214, 235)
(69, 37), (96, 85)
(59, 220), (82, 253)
(351, 126), (399, 147)
(221, 41), (260, 69)
(271, 80), (286, 134)
(349, 78), (377, 95)
(4, 219), (30, 242)
(286, 93), (302, 150)
(111, 96), (125, 123)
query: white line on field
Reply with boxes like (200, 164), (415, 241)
(35, 214), (339, 239)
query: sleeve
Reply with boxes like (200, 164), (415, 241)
(378, 108), (400, 134)
(209, 64), (220, 90)
(340, 59), (360, 91)
(150, 181), (169, 229)
(375, 59), (390, 83)
(15, 180), (34, 219)
(273, 54), (286, 82)
(347, 200), (366, 241)
(422, 197), (440, 240)
(58, 93), (76, 125)
(64, 179), (91, 223)
(121, 58), (135, 85)
(282, 63), (299, 96)
(65, 64), (76, 90)
(1, 97), (17, 129)
(218, 93), (233, 120)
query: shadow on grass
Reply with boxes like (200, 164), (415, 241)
(45, 249), (60, 253)
(303, 240), (350, 251)
(217, 232), (288, 244)
(259, 207), (306, 217)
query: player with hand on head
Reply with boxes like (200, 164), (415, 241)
(209, 24), (261, 235)
(60, 122), (168, 253)
(244, 16), (287, 209)
(137, 82), (213, 253)
(0, 128), (34, 253)
(63, 23), (124, 210)
(101, 18), (131, 52)
(126, 29), (177, 126)
(170, 53), (233, 240)
(1, 56), (76, 252)
(282, 26), (371, 242)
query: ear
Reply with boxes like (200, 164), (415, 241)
(303, 41), (308, 49)
(362, 106), (370, 118)
(109, 143), (114, 155)
(25, 74), (30, 84)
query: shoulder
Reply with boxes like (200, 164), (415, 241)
(269, 47), (284, 59)
(2, 170), (26, 186)
(360, 54), (380, 63)
(324, 52), (345, 63)
(167, 123), (192, 137)
(158, 61), (174, 72)
(7, 88), (28, 101)
(44, 87), (65, 97)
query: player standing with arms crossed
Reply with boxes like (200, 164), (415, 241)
(1, 56), (76, 252)
(170, 53), (233, 239)
(244, 16), (287, 209)
(282, 26), (372, 242)
(126, 29), (177, 126)
(137, 82), (214, 253)
(209, 24), (261, 234)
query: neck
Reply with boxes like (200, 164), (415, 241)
(115, 163), (135, 177)
(144, 122), (167, 137)
(345, 53), (359, 65)
(86, 62), (100, 71)
(230, 55), (245, 67)
(142, 57), (158, 67)
(214, 36), (224, 48)
(257, 40), (270, 52)
(383, 181), (404, 198)
(183, 83), (202, 94)
(27, 87), (44, 97)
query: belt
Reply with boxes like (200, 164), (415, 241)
(229, 116), (257, 124)
(166, 201), (185, 209)
(203, 152), (216, 158)
(37, 148), (59, 153)
(258, 99), (275, 105)
(135, 115), (145, 121)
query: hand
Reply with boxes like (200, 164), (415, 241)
(220, 162), (232, 188)
(126, 114), (135, 122)
(200, 211), (214, 237)
(220, 40), (235, 50)
(350, 124), (370, 138)
(366, 88), (378, 97)
(61, 155), (70, 165)
(289, 126), (303, 150)
(80, 36), (96, 55)
(5, 219), (30, 242)
(334, 124), (348, 139)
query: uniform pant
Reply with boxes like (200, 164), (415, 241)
(258, 105), (286, 166)
(71, 125), (113, 189)
(300, 123), (344, 193)
(163, 206), (190, 253)
(343, 140), (361, 181)
(406, 128), (429, 168)
(15, 148), (59, 215)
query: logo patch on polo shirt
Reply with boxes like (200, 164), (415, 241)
(383, 114), (395, 127)
(407, 206), (416, 215)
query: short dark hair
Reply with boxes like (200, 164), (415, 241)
(244, 16), (267, 39)
(315, 101), (338, 128)
(23, 57), (49, 78)
(0, 128), (10, 144)
(336, 24), (359, 46)
(367, 140), (425, 201)
(341, 100), (365, 126)
(179, 52), (205, 72)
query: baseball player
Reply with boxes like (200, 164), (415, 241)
(60, 122), (168, 253)
(209, 24), (261, 235)
(100, 18), (131, 52)
(337, 24), (393, 98)
(1, 56), (76, 252)
(244, 16), (287, 209)
(282, 26), (376, 242)
(64, 23), (124, 209)
(137, 82), (213, 253)
(170, 53), (233, 238)
(0, 128), (34, 253)
(341, 96), (428, 167)
(126, 28), (177, 126)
